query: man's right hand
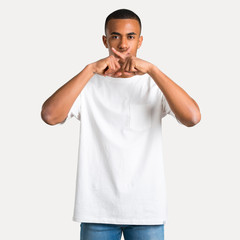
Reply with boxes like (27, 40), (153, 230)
(91, 55), (123, 77)
(90, 48), (132, 77)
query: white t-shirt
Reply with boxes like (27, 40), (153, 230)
(61, 73), (182, 225)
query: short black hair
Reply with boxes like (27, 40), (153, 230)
(104, 9), (142, 36)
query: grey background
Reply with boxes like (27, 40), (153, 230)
(1, 0), (239, 239)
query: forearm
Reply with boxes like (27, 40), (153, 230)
(41, 64), (94, 125)
(148, 64), (201, 127)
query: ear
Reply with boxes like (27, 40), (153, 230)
(137, 36), (143, 49)
(102, 35), (108, 48)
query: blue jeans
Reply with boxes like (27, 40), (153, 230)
(80, 222), (164, 240)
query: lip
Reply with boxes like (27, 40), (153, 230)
(119, 50), (129, 53)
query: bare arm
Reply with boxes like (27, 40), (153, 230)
(148, 64), (201, 127)
(109, 48), (201, 127)
(41, 55), (121, 125)
(41, 64), (95, 125)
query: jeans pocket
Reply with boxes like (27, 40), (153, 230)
(129, 103), (152, 131)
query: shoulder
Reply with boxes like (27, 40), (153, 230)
(145, 74), (162, 92)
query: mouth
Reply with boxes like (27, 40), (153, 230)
(119, 50), (130, 54)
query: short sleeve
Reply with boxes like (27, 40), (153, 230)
(161, 93), (183, 125)
(60, 93), (81, 124)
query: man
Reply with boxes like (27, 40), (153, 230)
(41, 8), (201, 240)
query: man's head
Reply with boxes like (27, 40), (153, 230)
(103, 9), (143, 58)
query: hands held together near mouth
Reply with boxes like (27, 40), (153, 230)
(91, 47), (153, 78)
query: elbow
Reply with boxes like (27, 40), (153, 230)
(178, 108), (201, 127)
(186, 110), (201, 127)
(41, 107), (58, 126)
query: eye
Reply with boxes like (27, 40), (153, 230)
(111, 36), (118, 39)
(128, 36), (135, 39)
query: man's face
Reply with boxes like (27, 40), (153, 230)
(103, 19), (143, 58)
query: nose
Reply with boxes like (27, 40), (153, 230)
(118, 37), (128, 50)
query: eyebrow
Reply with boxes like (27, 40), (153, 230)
(110, 32), (137, 36)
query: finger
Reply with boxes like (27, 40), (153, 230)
(104, 57), (121, 77)
(126, 58), (132, 72)
(111, 47), (125, 60)
(122, 57), (130, 72)
(104, 69), (112, 76)
(123, 71), (134, 76)
(125, 58), (133, 73)
(105, 58), (115, 76)
(112, 54), (123, 67)
(113, 71), (123, 77)
(104, 64), (112, 75)
(104, 66), (114, 76)
(126, 48), (131, 56)
(130, 61), (137, 73)
(110, 58), (116, 73)
(114, 57), (121, 70)
(112, 57), (123, 75)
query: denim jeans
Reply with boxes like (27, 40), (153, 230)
(80, 222), (164, 240)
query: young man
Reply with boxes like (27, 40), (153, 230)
(41, 9), (201, 240)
